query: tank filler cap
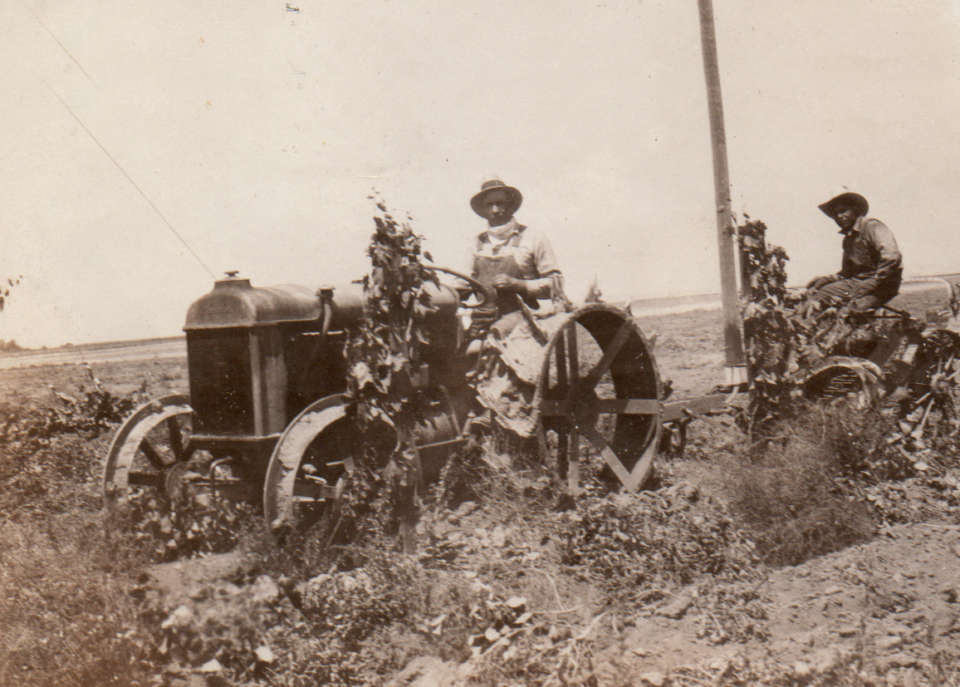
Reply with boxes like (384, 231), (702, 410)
(214, 270), (251, 289)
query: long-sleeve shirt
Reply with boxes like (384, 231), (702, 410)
(838, 216), (902, 283)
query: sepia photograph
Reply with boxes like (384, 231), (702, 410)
(2, 1), (960, 685)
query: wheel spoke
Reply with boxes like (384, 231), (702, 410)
(293, 481), (340, 501)
(581, 425), (632, 488)
(166, 417), (185, 461)
(581, 321), (632, 392)
(140, 439), (170, 469)
(595, 398), (660, 415)
(540, 399), (573, 416)
(567, 426), (580, 494)
(128, 471), (164, 489)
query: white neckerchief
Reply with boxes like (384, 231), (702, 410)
(486, 217), (519, 242)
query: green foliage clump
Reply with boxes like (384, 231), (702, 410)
(0, 376), (136, 454)
(115, 492), (260, 562)
(296, 553), (423, 646)
(0, 375), (138, 519)
(346, 199), (438, 430)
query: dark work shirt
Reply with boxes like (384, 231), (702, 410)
(839, 216), (902, 282)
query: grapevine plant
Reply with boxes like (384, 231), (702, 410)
(339, 197), (440, 551)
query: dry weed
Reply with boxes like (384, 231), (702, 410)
(714, 404), (890, 566)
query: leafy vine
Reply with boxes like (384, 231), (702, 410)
(341, 197), (439, 549)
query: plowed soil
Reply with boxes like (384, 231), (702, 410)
(4, 302), (960, 686)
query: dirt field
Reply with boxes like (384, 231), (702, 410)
(0, 337), (186, 371)
(3, 300), (960, 686)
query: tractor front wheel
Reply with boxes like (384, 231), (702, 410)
(262, 395), (360, 539)
(103, 394), (195, 508)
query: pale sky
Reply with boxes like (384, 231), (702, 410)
(1, 0), (959, 347)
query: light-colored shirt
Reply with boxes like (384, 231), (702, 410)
(472, 219), (561, 281)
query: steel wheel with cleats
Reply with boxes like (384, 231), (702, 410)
(535, 304), (662, 493)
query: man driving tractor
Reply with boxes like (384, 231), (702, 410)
(466, 178), (564, 338)
(454, 178), (568, 437)
(806, 190), (903, 310)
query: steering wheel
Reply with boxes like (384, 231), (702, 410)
(424, 265), (494, 310)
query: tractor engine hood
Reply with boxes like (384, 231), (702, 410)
(184, 273), (365, 331)
(184, 272), (460, 332)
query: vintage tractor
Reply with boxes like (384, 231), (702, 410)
(788, 303), (960, 447)
(737, 221), (960, 449)
(103, 269), (674, 531)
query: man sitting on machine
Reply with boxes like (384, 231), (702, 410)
(806, 190), (903, 311)
(464, 178), (567, 341)
(450, 178), (569, 437)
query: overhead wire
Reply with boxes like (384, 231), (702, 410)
(26, 4), (94, 84)
(43, 82), (216, 279)
(26, 3), (216, 279)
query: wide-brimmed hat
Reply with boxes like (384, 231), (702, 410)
(470, 178), (523, 218)
(818, 191), (869, 219)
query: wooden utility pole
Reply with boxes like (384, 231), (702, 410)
(697, 0), (747, 387)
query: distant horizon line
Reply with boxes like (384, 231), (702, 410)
(4, 273), (958, 354)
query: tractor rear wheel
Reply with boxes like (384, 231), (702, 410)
(535, 304), (662, 493)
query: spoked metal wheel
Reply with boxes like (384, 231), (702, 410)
(103, 394), (196, 507)
(535, 305), (662, 493)
(898, 330), (960, 448)
(262, 395), (362, 536)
